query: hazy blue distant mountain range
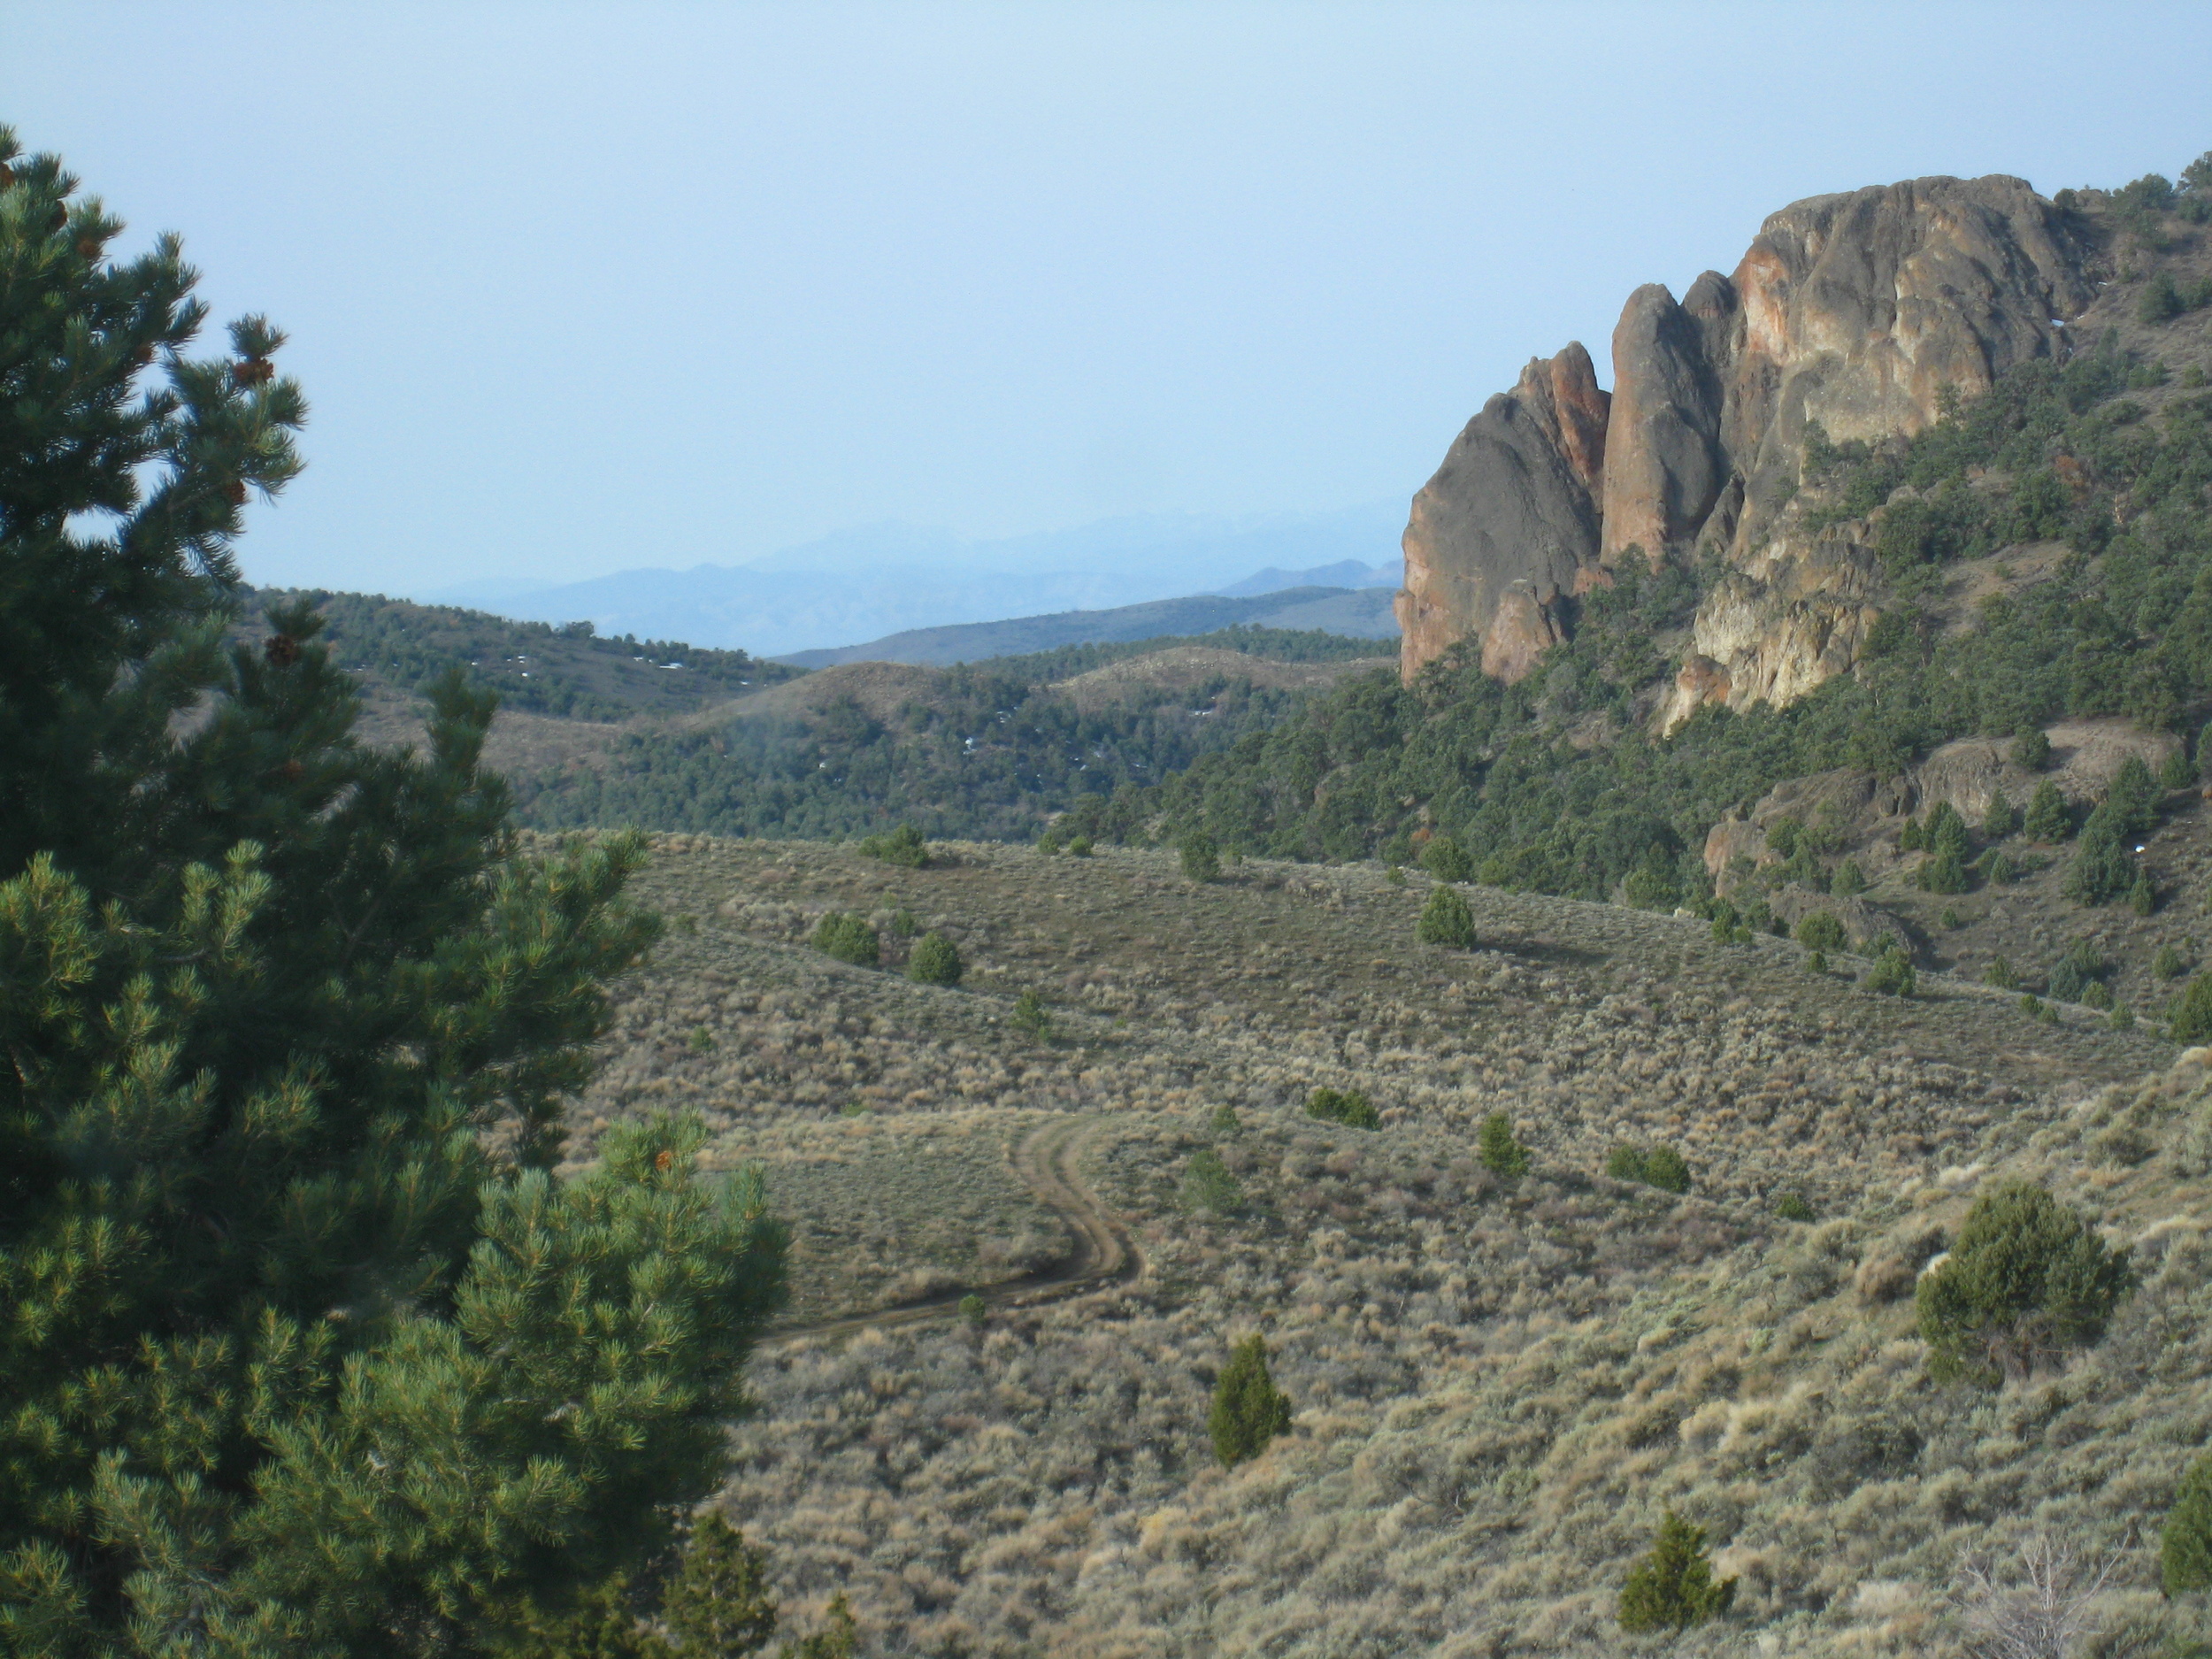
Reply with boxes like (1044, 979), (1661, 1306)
(423, 505), (1402, 657)
(776, 584), (1397, 668)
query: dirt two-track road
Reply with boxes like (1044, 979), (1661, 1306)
(760, 1115), (1141, 1347)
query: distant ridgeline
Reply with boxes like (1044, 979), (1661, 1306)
(511, 627), (1389, 841)
(1072, 165), (2212, 907)
(249, 588), (800, 721)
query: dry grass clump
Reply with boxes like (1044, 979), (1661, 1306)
(553, 833), (2210, 1655)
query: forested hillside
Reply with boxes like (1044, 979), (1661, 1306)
(1077, 296), (2212, 918)
(246, 588), (799, 719)
(512, 630), (1389, 841)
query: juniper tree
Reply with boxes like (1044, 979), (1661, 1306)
(0, 129), (787, 1655)
(1209, 1335), (1293, 1467)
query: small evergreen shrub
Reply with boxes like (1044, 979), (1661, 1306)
(2085, 980), (2115, 1010)
(687, 1026), (717, 1053)
(959, 1293), (988, 1326)
(1209, 1335), (1293, 1468)
(1617, 1509), (1737, 1633)
(2163, 747), (2198, 790)
(1478, 1113), (1531, 1179)
(1916, 1180), (2134, 1385)
(2154, 942), (2188, 980)
(1608, 1143), (1688, 1193)
(1807, 949), (1829, 973)
(1832, 859), (1868, 896)
(1307, 1087), (1380, 1130)
(1383, 864), (1406, 886)
(1421, 834), (1474, 883)
(1642, 1145), (1691, 1194)
(1210, 1103), (1241, 1136)
(2132, 872), (2158, 916)
(1067, 835), (1094, 856)
(2048, 956), (2087, 1002)
(889, 907), (920, 939)
(2013, 726), (2053, 772)
(2173, 972), (2212, 1042)
(2024, 778), (2071, 841)
(1774, 1191), (1816, 1222)
(1011, 989), (1052, 1042)
(2163, 1453), (2212, 1594)
(813, 910), (880, 966)
(1417, 884), (1477, 949)
(1983, 849), (2018, 885)
(1983, 787), (2019, 840)
(907, 931), (964, 987)
(1939, 905), (1964, 930)
(1985, 955), (2020, 990)
(1181, 1148), (1243, 1214)
(659, 1512), (780, 1658)
(1864, 945), (1916, 997)
(2112, 1004), (2137, 1031)
(857, 822), (928, 867)
(1179, 831), (1221, 882)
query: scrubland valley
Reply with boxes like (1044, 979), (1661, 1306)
(570, 830), (2212, 1655)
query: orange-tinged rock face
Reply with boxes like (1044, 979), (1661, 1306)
(1399, 173), (2097, 706)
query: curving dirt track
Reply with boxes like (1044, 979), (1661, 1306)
(760, 1115), (1140, 1347)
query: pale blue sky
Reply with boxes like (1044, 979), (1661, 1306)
(6, 2), (2211, 595)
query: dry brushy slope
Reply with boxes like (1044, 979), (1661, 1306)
(569, 833), (2209, 1655)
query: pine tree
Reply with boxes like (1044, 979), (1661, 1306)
(2024, 778), (2072, 841)
(0, 129), (787, 1653)
(660, 1514), (780, 1656)
(1477, 1112), (1530, 1179)
(1209, 1335), (1294, 1467)
(1416, 884), (1476, 949)
(1617, 1510), (1737, 1632)
(907, 930), (964, 985)
(2164, 1453), (2212, 1594)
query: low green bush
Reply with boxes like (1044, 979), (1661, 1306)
(1307, 1087), (1380, 1130)
(1617, 1509), (1736, 1633)
(1916, 1180), (2134, 1386)
(813, 910), (879, 966)
(1179, 830), (1221, 882)
(958, 1293), (988, 1327)
(2154, 942), (2188, 980)
(907, 931), (964, 987)
(1210, 1334), (1292, 1468)
(1181, 1148), (1244, 1214)
(1831, 860), (1867, 896)
(1478, 1112), (1530, 1179)
(857, 822), (929, 867)
(1608, 1144), (1689, 1194)
(1985, 955), (2020, 989)
(1011, 989), (1052, 1042)
(2174, 972), (2212, 1042)
(2013, 727), (2053, 772)
(1421, 834), (1474, 883)
(2164, 1453), (2212, 1594)
(1795, 910), (1847, 952)
(1864, 945), (1916, 997)
(1416, 884), (1477, 949)
(1774, 1191), (1816, 1222)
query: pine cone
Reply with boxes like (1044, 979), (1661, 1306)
(230, 358), (274, 388)
(265, 634), (301, 668)
(222, 480), (248, 506)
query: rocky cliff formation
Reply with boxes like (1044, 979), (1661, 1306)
(1396, 343), (1609, 682)
(1399, 174), (2099, 703)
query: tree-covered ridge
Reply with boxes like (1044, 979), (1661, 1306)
(514, 657), (1351, 842)
(248, 588), (800, 722)
(1061, 328), (2212, 903)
